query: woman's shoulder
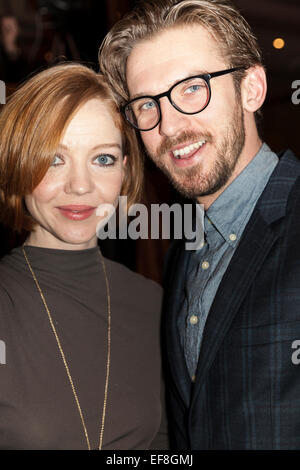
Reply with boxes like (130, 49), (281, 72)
(104, 256), (162, 294)
(0, 260), (14, 317)
(103, 257), (163, 312)
(0, 249), (22, 279)
(0, 248), (27, 301)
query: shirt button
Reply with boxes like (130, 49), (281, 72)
(189, 315), (198, 325)
(191, 374), (196, 383)
(229, 233), (237, 241)
(201, 261), (209, 270)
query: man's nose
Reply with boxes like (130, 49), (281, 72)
(64, 163), (94, 195)
(158, 97), (189, 137)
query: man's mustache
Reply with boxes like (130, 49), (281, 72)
(155, 131), (213, 158)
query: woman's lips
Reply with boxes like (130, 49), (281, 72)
(56, 205), (96, 221)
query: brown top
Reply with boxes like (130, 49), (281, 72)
(0, 245), (167, 450)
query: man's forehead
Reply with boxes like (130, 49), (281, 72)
(126, 24), (225, 96)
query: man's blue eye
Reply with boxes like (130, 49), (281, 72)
(185, 85), (201, 94)
(141, 101), (156, 111)
(95, 154), (116, 166)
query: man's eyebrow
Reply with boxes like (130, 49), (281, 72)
(129, 70), (209, 100)
(56, 143), (122, 151)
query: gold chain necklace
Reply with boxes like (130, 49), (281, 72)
(22, 245), (111, 450)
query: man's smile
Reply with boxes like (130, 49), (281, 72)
(172, 139), (207, 159)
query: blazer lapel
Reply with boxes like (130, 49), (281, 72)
(191, 212), (279, 406)
(191, 149), (300, 407)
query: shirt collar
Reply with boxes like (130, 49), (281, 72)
(205, 143), (279, 246)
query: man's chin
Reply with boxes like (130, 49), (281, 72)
(151, 155), (228, 198)
(167, 175), (207, 199)
(166, 169), (231, 199)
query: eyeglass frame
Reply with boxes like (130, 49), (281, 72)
(121, 66), (246, 131)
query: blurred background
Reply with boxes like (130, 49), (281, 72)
(0, 0), (299, 283)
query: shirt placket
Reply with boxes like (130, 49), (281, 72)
(184, 239), (211, 379)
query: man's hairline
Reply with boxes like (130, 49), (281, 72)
(124, 22), (231, 100)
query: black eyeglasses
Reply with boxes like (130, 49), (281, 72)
(122, 67), (245, 131)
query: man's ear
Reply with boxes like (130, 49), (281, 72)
(241, 65), (267, 113)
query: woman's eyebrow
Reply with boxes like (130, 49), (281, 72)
(56, 143), (122, 151)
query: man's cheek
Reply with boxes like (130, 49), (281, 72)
(140, 132), (157, 156)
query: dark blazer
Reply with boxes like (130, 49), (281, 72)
(163, 149), (300, 449)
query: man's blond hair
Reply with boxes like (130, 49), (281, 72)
(99, 0), (263, 106)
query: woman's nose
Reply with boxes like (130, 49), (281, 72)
(64, 164), (94, 195)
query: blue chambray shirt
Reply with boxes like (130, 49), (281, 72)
(178, 143), (279, 380)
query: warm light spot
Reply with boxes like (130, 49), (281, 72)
(273, 38), (285, 49)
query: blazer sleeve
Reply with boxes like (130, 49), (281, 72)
(149, 374), (170, 450)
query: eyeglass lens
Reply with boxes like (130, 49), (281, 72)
(125, 76), (210, 130)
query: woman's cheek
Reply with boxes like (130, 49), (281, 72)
(30, 174), (64, 203)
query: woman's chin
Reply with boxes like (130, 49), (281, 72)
(56, 233), (98, 249)
(27, 228), (98, 250)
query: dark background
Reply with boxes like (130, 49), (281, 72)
(0, 0), (299, 283)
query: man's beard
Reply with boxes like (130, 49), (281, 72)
(145, 101), (245, 199)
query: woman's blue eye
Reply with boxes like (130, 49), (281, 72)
(95, 154), (116, 166)
(51, 155), (63, 166)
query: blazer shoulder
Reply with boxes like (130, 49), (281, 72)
(257, 149), (300, 224)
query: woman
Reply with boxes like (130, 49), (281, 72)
(0, 63), (168, 450)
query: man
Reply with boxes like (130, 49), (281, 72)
(99, 0), (300, 449)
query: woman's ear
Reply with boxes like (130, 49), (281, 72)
(241, 65), (267, 113)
